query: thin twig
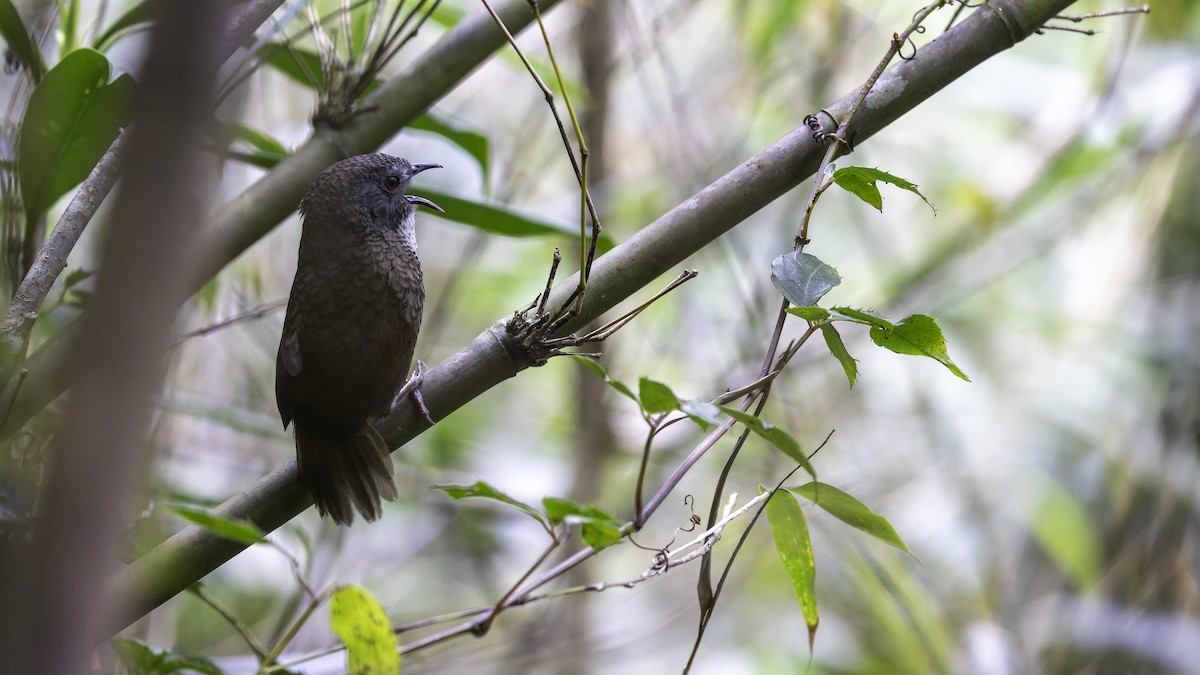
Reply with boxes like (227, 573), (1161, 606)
(1038, 24), (1096, 35)
(193, 584), (270, 659)
(479, 0), (602, 315)
(535, 247), (561, 318)
(574, 270), (698, 343)
(1054, 6), (1150, 22)
(258, 590), (328, 672)
(169, 299), (288, 347)
(471, 530), (563, 637)
(528, 0), (599, 293)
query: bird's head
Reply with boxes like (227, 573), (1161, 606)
(301, 153), (443, 228)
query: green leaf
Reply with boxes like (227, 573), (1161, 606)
(571, 354), (606, 378)
(770, 251), (841, 307)
(113, 638), (225, 675)
(169, 505), (267, 546)
(606, 378), (637, 403)
(409, 112), (491, 188)
(763, 487), (818, 649)
(432, 480), (547, 528)
(542, 497), (623, 550)
(575, 517), (623, 550)
(717, 405), (815, 480)
(638, 377), (678, 414)
(868, 314), (970, 381)
(417, 188), (611, 249)
(787, 306), (830, 322)
(788, 482), (911, 555)
(832, 166), (936, 213)
(680, 399), (721, 430)
(571, 355), (638, 405)
(819, 323), (857, 388)
(18, 48), (133, 225)
(0, 0), (46, 81)
(830, 306), (891, 329)
(329, 585), (400, 675)
(93, 1), (155, 51)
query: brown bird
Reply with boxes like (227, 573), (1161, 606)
(276, 153), (442, 525)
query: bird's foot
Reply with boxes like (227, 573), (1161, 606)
(391, 360), (434, 426)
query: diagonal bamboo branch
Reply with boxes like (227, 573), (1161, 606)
(104, 0), (1084, 634)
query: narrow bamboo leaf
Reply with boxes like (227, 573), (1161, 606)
(830, 306), (891, 329)
(638, 377), (678, 414)
(224, 150), (282, 170)
(787, 306), (830, 322)
(542, 497), (623, 550)
(832, 166), (936, 213)
(59, 0), (79, 55)
(256, 41), (383, 100)
(763, 487), (818, 649)
(0, 0), (46, 81)
(222, 124), (291, 169)
(257, 42), (326, 90)
(770, 251), (841, 307)
(680, 399), (721, 430)
(231, 124), (289, 156)
(1017, 472), (1101, 590)
(92, 0), (155, 51)
(170, 505), (267, 546)
(159, 398), (290, 440)
(432, 480), (547, 528)
(868, 314), (970, 381)
(61, 266), (92, 289)
(717, 405), (815, 480)
(819, 323), (857, 388)
(427, 3), (468, 29)
(737, 0), (810, 66)
(18, 49), (133, 224)
(409, 112), (490, 186)
(789, 482), (911, 555)
(416, 188), (609, 248)
(349, 1), (372, 58)
(329, 585), (400, 675)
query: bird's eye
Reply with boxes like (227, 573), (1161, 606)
(383, 175), (401, 192)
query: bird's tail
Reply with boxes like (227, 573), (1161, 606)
(294, 423), (398, 525)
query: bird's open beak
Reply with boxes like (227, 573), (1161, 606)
(406, 194), (444, 212)
(407, 163), (443, 212)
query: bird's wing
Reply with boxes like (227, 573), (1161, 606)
(280, 326), (303, 377)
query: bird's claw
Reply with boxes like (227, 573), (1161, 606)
(391, 360), (434, 426)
